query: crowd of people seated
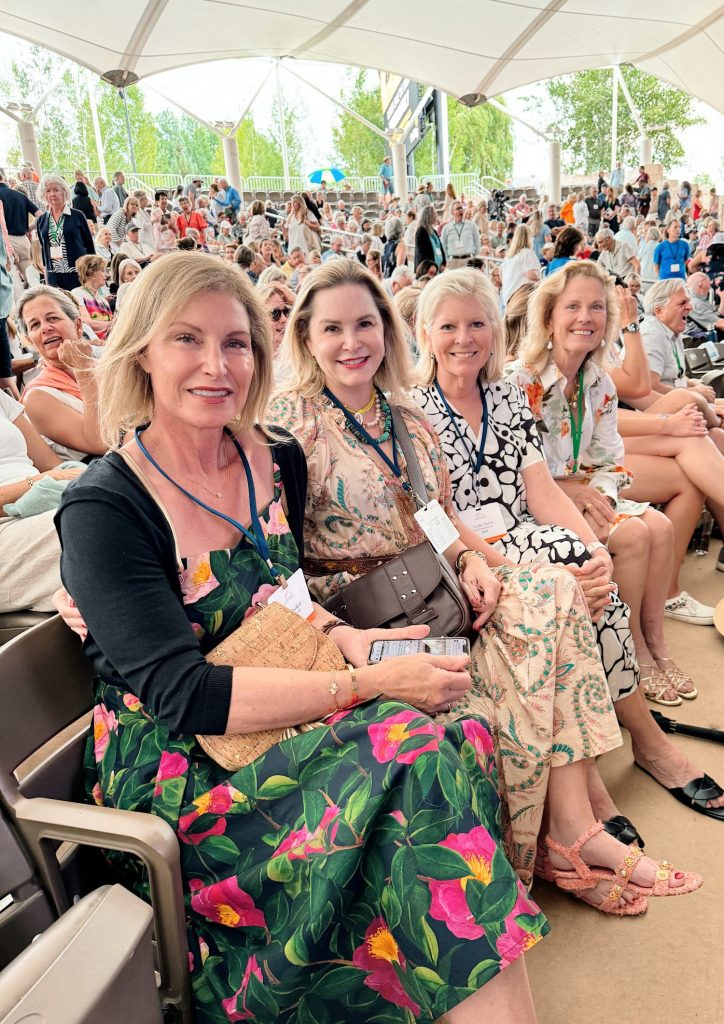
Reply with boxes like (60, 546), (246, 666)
(1, 158), (723, 1024)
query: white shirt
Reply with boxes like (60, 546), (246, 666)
(501, 249), (540, 306)
(0, 391), (38, 487)
(640, 315), (687, 388)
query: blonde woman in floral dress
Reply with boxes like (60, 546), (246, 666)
(270, 259), (699, 908)
(510, 260), (724, 822)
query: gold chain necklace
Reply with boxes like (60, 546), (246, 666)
(178, 437), (231, 499)
(352, 391), (376, 423)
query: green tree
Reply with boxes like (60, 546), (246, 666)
(156, 110), (223, 178)
(545, 67), (703, 174)
(412, 96), (513, 182)
(331, 70), (386, 178)
(0, 46), (160, 176)
(233, 98), (306, 178)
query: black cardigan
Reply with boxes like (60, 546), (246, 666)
(55, 433), (307, 736)
(414, 226), (446, 271)
(37, 207), (95, 273)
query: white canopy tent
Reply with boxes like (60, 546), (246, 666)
(2, 1), (724, 199)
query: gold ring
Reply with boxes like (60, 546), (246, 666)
(584, 502), (592, 510)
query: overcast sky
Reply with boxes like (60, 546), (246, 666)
(1, 33), (722, 188)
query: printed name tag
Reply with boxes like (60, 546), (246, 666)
(453, 238), (466, 253)
(670, 263), (680, 272)
(50, 246), (63, 260)
(267, 568), (314, 620)
(457, 504), (508, 542)
(414, 499), (460, 554)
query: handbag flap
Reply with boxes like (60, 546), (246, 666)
(327, 542), (444, 629)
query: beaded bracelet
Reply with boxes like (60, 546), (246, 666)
(455, 548), (487, 575)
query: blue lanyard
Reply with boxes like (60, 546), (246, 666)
(134, 426), (284, 582)
(433, 379), (488, 476)
(322, 387), (413, 496)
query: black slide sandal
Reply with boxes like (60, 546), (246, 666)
(635, 763), (724, 821)
(602, 815), (645, 849)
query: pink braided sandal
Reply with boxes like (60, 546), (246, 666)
(625, 859), (702, 897)
(544, 822), (648, 917)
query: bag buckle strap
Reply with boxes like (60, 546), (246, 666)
(383, 558), (436, 624)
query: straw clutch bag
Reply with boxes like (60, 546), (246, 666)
(196, 602), (345, 770)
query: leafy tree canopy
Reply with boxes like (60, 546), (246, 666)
(331, 70), (387, 178)
(414, 96), (513, 182)
(544, 67), (703, 175)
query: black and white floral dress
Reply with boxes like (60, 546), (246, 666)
(413, 380), (638, 702)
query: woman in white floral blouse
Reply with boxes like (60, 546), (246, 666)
(510, 261), (724, 819)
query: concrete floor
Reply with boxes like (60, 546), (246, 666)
(527, 548), (724, 1024)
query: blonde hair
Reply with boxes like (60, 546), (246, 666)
(75, 254), (107, 285)
(505, 224), (532, 258)
(276, 258), (413, 402)
(503, 282), (536, 358)
(519, 260), (619, 374)
(257, 265), (288, 286)
(393, 285), (422, 331)
(414, 269), (505, 385)
(96, 252), (274, 447)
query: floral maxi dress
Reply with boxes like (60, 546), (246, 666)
(268, 394), (622, 886)
(86, 463), (548, 1023)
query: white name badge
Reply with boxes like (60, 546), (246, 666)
(453, 237), (466, 253)
(267, 568), (314, 620)
(457, 504), (508, 542)
(414, 499), (460, 554)
(50, 246), (63, 260)
(670, 263), (680, 272)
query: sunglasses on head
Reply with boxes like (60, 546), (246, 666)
(270, 306), (292, 322)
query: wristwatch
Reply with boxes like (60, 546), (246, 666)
(586, 540), (608, 557)
(621, 322), (640, 333)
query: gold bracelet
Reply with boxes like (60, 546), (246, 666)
(345, 663), (359, 706)
(457, 549), (487, 575)
(328, 671), (342, 713)
(26, 476), (35, 489)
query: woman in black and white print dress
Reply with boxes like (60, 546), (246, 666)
(411, 270), (639, 705)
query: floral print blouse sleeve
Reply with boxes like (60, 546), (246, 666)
(509, 360), (631, 503)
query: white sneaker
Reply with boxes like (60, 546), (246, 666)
(664, 591), (715, 625)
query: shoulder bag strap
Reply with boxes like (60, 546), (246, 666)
(390, 405), (428, 510)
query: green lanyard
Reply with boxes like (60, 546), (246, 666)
(48, 214), (64, 246)
(672, 342), (683, 375)
(567, 370), (585, 473)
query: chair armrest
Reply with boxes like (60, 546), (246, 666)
(13, 795), (192, 1021)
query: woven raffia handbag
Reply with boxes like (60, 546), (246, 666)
(196, 602), (344, 770)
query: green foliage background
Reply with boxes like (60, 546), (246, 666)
(543, 67), (702, 174)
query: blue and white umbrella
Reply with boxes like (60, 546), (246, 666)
(308, 167), (346, 184)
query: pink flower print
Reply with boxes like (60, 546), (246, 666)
(326, 707), (354, 726)
(265, 500), (290, 536)
(426, 825), (499, 939)
(388, 810), (407, 827)
(352, 917), (420, 1015)
(368, 710), (444, 765)
(189, 877), (266, 930)
(91, 782), (104, 806)
(153, 751), (188, 796)
(461, 719), (495, 773)
(243, 582), (279, 620)
(93, 703), (118, 761)
(180, 554), (219, 605)
(272, 805), (341, 861)
(221, 955), (264, 1021)
(178, 783), (235, 845)
(122, 692), (142, 712)
(495, 891), (543, 967)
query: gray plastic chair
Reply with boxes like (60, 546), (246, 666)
(0, 616), (192, 1022)
(0, 884), (162, 1023)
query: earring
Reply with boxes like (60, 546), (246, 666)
(546, 340), (553, 351)
(600, 338), (606, 348)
